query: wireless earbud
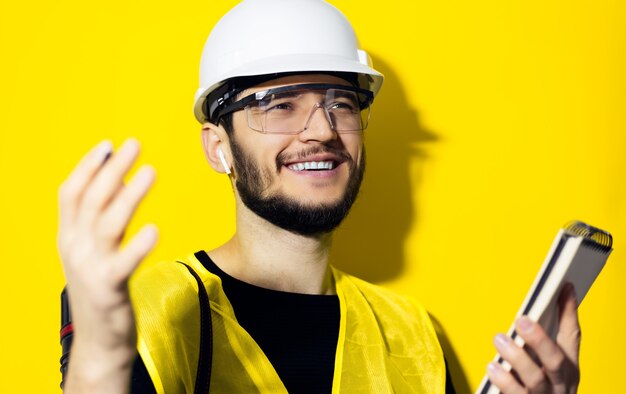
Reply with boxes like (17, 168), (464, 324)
(217, 148), (231, 175)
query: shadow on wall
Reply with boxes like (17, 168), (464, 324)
(330, 55), (436, 283)
(431, 314), (473, 394)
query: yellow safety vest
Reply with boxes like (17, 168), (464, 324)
(130, 253), (445, 393)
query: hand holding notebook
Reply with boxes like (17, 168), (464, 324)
(477, 221), (613, 394)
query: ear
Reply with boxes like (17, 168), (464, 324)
(201, 122), (232, 175)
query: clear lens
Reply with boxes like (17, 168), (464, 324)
(245, 87), (371, 134)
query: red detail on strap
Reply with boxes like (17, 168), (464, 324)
(60, 324), (73, 339)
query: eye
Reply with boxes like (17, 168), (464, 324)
(266, 102), (294, 112)
(257, 95), (297, 113)
(328, 100), (358, 113)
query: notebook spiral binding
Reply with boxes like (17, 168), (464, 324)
(563, 220), (613, 252)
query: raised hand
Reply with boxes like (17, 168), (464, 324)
(487, 284), (581, 393)
(57, 139), (157, 393)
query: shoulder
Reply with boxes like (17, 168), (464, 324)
(131, 253), (215, 291)
(333, 268), (442, 354)
(333, 268), (446, 388)
(131, 258), (191, 295)
(130, 253), (220, 314)
(334, 268), (431, 323)
(130, 259), (195, 318)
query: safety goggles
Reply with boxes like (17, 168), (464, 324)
(214, 83), (374, 134)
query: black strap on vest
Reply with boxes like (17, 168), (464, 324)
(178, 262), (213, 393)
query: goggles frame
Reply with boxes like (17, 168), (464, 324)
(213, 83), (374, 134)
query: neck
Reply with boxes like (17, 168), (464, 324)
(208, 202), (335, 295)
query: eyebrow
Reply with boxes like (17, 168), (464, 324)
(331, 90), (359, 101)
(267, 90), (304, 101)
(267, 88), (358, 102)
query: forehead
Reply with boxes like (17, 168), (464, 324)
(241, 74), (353, 97)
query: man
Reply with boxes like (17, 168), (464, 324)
(58, 0), (581, 392)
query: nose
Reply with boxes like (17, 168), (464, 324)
(299, 103), (338, 142)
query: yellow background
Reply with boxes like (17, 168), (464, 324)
(1, 0), (624, 392)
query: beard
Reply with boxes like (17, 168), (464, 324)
(229, 137), (365, 236)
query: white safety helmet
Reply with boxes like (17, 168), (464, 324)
(193, 0), (384, 124)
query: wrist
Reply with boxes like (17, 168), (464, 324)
(65, 345), (136, 394)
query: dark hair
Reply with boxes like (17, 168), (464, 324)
(219, 112), (234, 134)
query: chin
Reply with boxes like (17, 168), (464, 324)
(285, 192), (347, 207)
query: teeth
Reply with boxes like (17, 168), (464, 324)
(288, 161), (335, 171)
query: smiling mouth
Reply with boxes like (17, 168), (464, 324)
(287, 160), (337, 171)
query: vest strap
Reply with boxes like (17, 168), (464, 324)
(178, 261), (213, 393)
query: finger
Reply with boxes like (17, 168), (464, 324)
(58, 140), (113, 231)
(556, 283), (581, 363)
(97, 165), (156, 246)
(493, 332), (548, 391)
(486, 362), (526, 394)
(114, 224), (158, 281)
(79, 138), (141, 227)
(515, 316), (576, 387)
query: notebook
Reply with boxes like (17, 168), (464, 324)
(477, 220), (613, 394)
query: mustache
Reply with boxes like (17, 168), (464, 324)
(275, 146), (352, 169)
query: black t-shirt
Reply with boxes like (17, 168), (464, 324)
(129, 251), (455, 393)
(132, 251), (339, 393)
